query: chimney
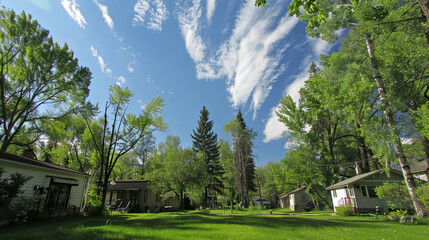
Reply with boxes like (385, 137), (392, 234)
(355, 162), (362, 175)
(23, 149), (37, 159)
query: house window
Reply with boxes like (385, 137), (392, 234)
(367, 186), (377, 198)
(301, 194), (307, 202)
(45, 183), (71, 210)
(360, 186), (367, 197)
(332, 190), (337, 198)
(360, 186), (378, 198)
(144, 190), (148, 203)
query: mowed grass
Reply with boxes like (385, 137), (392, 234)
(0, 210), (428, 240)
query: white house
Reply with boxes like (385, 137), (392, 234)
(279, 186), (311, 211)
(326, 170), (403, 214)
(0, 152), (89, 216)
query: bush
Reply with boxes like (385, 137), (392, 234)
(335, 206), (353, 216)
(375, 182), (414, 210)
(84, 186), (104, 216)
(416, 182), (429, 216)
(0, 168), (32, 223)
(387, 209), (407, 221)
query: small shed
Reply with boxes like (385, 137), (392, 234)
(326, 170), (403, 214)
(279, 186), (310, 211)
(0, 152), (89, 216)
(106, 179), (180, 212)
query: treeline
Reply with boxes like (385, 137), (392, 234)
(0, 10), (166, 215)
(142, 107), (257, 210)
(0, 9), (259, 214)
(255, 0), (429, 217)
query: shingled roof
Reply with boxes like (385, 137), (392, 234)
(326, 170), (383, 190)
(279, 186), (307, 199)
(0, 151), (88, 176)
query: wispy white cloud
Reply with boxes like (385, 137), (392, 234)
(61, 0), (87, 29)
(178, 0), (206, 63)
(90, 46), (112, 76)
(221, 5), (299, 118)
(133, 0), (168, 32)
(263, 106), (287, 143)
(178, 0), (299, 120)
(116, 76), (126, 86)
(206, 0), (216, 23)
(93, 0), (114, 29)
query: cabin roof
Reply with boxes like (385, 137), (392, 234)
(0, 151), (88, 176)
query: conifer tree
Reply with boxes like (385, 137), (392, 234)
(236, 110), (256, 198)
(224, 109), (256, 207)
(191, 106), (223, 208)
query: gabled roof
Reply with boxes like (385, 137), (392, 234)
(279, 186), (307, 199)
(326, 170), (384, 190)
(111, 179), (149, 183)
(410, 160), (429, 174)
(107, 179), (149, 191)
(0, 151), (88, 176)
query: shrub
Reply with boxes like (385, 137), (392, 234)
(387, 209), (407, 221)
(335, 206), (353, 216)
(416, 182), (429, 216)
(84, 186), (104, 216)
(0, 168), (32, 223)
(375, 182), (413, 210)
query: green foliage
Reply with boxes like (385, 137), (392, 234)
(0, 9), (91, 152)
(113, 151), (140, 180)
(81, 84), (167, 214)
(375, 182), (414, 210)
(255, 163), (281, 207)
(387, 209), (407, 220)
(145, 136), (206, 209)
(84, 185), (104, 216)
(223, 110), (257, 207)
(0, 168), (32, 222)
(191, 106), (223, 207)
(335, 206), (353, 216)
(415, 102), (429, 139)
(416, 183), (429, 216)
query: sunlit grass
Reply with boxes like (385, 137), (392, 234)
(0, 211), (427, 240)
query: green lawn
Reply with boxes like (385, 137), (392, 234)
(0, 210), (427, 240)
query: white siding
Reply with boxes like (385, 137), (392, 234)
(0, 159), (88, 210)
(331, 188), (348, 211)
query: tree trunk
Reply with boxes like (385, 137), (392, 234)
(180, 190), (184, 210)
(365, 34), (424, 217)
(81, 175), (92, 212)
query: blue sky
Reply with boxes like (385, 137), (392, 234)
(3, 0), (339, 166)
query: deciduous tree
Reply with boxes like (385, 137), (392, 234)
(0, 10), (91, 153)
(82, 85), (166, 214)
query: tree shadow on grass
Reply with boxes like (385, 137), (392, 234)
(106, 212), (394, 231)
(0, 212), (411, 240)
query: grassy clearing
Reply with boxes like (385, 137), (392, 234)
(0, 210), (427, 240)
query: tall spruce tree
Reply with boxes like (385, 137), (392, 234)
(191, 106), (223, 208)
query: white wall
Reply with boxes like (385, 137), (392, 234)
(331, 188), (348, 211)
(0, 159), (88, 210)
